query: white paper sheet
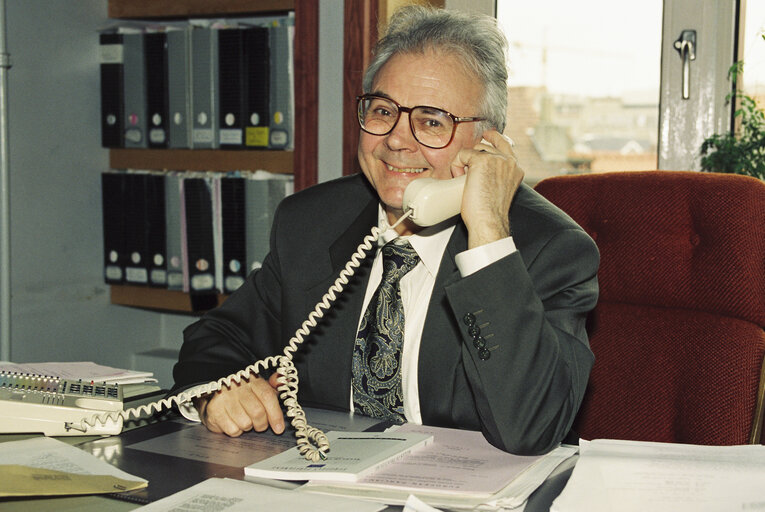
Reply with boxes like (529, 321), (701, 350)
(404, 494), (446, 512)
(134, 477), (386, 511)
(0, 436), (146, 483)
(551, 439), (765, 512)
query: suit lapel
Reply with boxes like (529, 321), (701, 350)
(301, 198), (379, 410)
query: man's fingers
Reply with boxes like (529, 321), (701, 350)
(194, 375), (285, 436)
(481, 129), (515, 154)
(248, 377), (285, 434)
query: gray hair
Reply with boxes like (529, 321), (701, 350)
(362, 5), (508, 133)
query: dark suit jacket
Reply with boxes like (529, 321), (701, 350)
(173, 173), (599, 455)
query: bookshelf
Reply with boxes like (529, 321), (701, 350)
(109, 149), (293, 174)
(106, 0), (318, 313)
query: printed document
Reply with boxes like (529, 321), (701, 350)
(551, 438), (765, 512)
(134, 477), (386, 511)
(0, 437), (146, 497)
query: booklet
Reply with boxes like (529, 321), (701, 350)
(244, 431), (433, 482)
(0, 361), (156, 385)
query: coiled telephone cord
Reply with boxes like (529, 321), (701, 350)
(71, 213), (412, 462)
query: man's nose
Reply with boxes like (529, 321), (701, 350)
(384, 112), (418, 150)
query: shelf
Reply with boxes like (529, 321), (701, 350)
(109, 149), (293, 173)
(108, 0), (295, 19)
(105, 0), (319, 313)
(110, 285), (227, 313)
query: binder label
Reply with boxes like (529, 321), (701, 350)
(191, 274), (214, 291)
(219, 129), (243, 145)
(125, 128), (143, 144)
(100, 44), (124, 64)
(193, 129), (214, 144)
(270, 130), (288, 148)
(225, 276), (245, 293)
(246, 127), (269, 147)
(167, 272), (184, 289)
(150, 128), (167, 144)
(105, 266), (123, 281)
(150, 269), (167, 285)
(126, 267), (148, 284)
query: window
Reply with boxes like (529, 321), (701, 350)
(497, 1), (663, 183)
(742, 1), (765, 108)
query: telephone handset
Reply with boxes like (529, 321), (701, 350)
(402, 173), (465, 227)
(69, 176), (463, 461)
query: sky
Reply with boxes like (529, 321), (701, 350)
(497, 1), (765, 98)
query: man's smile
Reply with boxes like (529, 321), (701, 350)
(385, 163), (425, 174)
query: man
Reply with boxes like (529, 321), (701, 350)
(173, 6), (599, 456)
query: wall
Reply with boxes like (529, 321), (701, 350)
(6, 0), (165, 371)
(5, 0), (347, 388)
(317, 0), (345, 183)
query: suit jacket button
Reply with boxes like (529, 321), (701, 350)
(468, 324), (480, 337)
(463, 313), (476, 326)
(478, 348), (491, 360)
(473, 336), (486, 349)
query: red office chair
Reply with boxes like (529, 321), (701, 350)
(535, 171), (765, 445)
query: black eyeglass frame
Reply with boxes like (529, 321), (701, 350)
(356, 94), (486, 149)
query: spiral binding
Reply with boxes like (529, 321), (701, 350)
(69, 213), (412, 462)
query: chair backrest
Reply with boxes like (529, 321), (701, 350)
(535, 171), (765, 445)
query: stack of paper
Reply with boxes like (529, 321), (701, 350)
(551, 438), (765, 511)
(0, 361), (156, 384)
(298, 424), (576, 510)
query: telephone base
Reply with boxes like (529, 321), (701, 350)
(0, 399), (123, 436)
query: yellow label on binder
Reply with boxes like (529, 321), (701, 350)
(246, 127), (269, 147)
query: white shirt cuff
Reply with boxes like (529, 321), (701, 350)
(454, 237), (517, 277)
(175, 384), (209, 422)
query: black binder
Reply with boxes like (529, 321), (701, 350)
(101, 171), (127, 284)
(182, 176), (217, 293)
(217, 27), (247, 149)
(144, 31), (169, 148)
(99, 32), (124, 148)
(220, 175), (247, 292)
(123, 173), (149, 285)
(244, 26), (270, 149)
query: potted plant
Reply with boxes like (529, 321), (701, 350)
(699, 35), (765, 180)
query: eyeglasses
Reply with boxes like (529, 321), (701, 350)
(356, 94), (486, 149)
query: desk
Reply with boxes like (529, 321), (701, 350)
(0, 413), (575, 511)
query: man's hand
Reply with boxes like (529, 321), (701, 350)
(450, 130), (524, 249)
(193, 373), (285, 437)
